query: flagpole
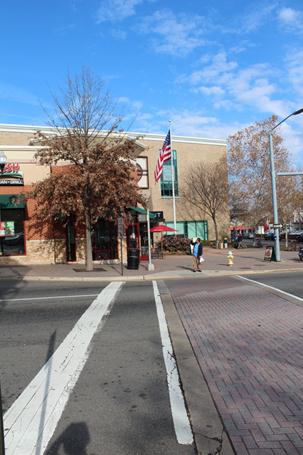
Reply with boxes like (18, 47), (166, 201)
(169, 120), (177, 233)
(147, 208), (154, 271)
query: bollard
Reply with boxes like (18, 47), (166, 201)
(227, 250), (234, 266)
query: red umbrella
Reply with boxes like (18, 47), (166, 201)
(149, 225), (176, 233)
(149, 225), (176, 258)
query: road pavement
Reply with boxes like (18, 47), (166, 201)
(1, 256), (303, 454)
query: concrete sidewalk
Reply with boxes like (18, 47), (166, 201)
(0, 247), (302, 281)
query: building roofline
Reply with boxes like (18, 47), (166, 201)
(0, 123), (227, 146)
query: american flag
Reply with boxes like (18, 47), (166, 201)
(154, 130), (172, 182)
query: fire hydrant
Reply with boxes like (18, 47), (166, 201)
(227, 250), (234, 266)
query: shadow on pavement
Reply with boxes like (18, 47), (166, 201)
(35, 331), (57, 455)
(45, 422), (90, 455)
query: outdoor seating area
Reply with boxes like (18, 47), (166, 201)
(151, 244), (164, 259)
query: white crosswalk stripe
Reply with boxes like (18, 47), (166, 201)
(4, 282), (123, 455)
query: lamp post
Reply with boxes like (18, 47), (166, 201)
(0, 152), (5, 455)
(0, 152), (7, 173)
(269, 108), (303, 261)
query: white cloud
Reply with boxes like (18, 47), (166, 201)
(279, 7), (300, 24)
(97, 0), (143, 23)
(278, 7), (303, 33)
(139, 9), (207, 56)
(195, 86), (225, 96)
(285, 50), (303, 97)
(241, 3), (277, 32)
(277, 122), (303, 168)
(180, 51), (292, 117)
(117, 96), (143, 110)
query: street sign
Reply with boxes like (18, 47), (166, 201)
(264, 246), (273, 261)
(117, 217), (124, 237)
(273, 224), (283, 228)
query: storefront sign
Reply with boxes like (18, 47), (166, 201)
(0, 163), (24, 185)
(150, 211), (164, 220)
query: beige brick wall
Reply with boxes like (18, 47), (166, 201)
(139, 137), (228, 241)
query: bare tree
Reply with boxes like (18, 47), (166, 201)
(30, 69), (143, 271)
(182, 157), (228, 246)
(228, 116), (301, 227)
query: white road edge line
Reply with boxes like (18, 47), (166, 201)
(4, 281), (123, 455)
(152, 280), (193, 445)
(237, 275), (303, 302)
(0, 294), (99, 302)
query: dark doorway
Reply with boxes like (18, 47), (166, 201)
(66, 218), (76, 262)
(92, 219), (118, 260)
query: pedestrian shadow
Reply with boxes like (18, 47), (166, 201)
(35, 331), (56, 455)
(178, 266), (195, 271)
(45, 422), (90, 455)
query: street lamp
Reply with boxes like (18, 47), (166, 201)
(0, 152), (7, 173)
(269, 108), (303, 261)
(0, 152), (7, 455)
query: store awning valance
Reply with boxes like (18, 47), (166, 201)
(0, 194), (25, 209)
(128, 206), (157, 218)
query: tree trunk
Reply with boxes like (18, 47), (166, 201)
(85, 209), (93, 271)
(213, 218), (219, 248)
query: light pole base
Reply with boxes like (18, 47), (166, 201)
(148, 263), (155, 271)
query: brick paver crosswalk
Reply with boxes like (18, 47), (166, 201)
(174, 278), (303, 455)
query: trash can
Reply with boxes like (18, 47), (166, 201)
(127, 248), (140, 270)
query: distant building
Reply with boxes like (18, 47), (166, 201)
(0, 123), (227, 264)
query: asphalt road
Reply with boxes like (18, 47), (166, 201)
(237, 270), (303, 300)
(1, 271), (303, 454)
(0, 280), (194, 455)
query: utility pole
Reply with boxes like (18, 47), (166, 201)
(268, 108), (303, 261)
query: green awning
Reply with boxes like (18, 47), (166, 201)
(128, 206), (157, 218)
(0, 194), (25, 209)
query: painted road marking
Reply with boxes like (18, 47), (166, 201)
(238, 275), (303, 302)
(0, 294), (99, 302)
(4, 281), (123, 455)
(152, 281), (193, 445)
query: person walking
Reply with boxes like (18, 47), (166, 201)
(192, 237), (203, 272)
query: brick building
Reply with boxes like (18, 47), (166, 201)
(0, 123), (227, 264)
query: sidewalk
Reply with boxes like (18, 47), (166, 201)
(0, 247), (302, 281)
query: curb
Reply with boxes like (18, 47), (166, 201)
(0, 266), (302, 282)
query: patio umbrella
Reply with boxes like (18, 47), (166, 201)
(149, 225), (177, 257)
(149, 225), (176, 233)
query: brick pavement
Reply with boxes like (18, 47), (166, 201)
(173, 277), (303, 455)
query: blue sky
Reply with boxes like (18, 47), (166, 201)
(1, 0), (303, 165)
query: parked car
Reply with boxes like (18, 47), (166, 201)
(264, 232), (275, 241)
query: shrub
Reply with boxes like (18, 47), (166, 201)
(160, 236), (191, 254)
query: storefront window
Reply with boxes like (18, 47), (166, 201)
(165, 220), (208, 240)
(0, 209), (25, 255)
(161, 150), (178, 197)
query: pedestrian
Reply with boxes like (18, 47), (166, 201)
(192, 237), (203, 272)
